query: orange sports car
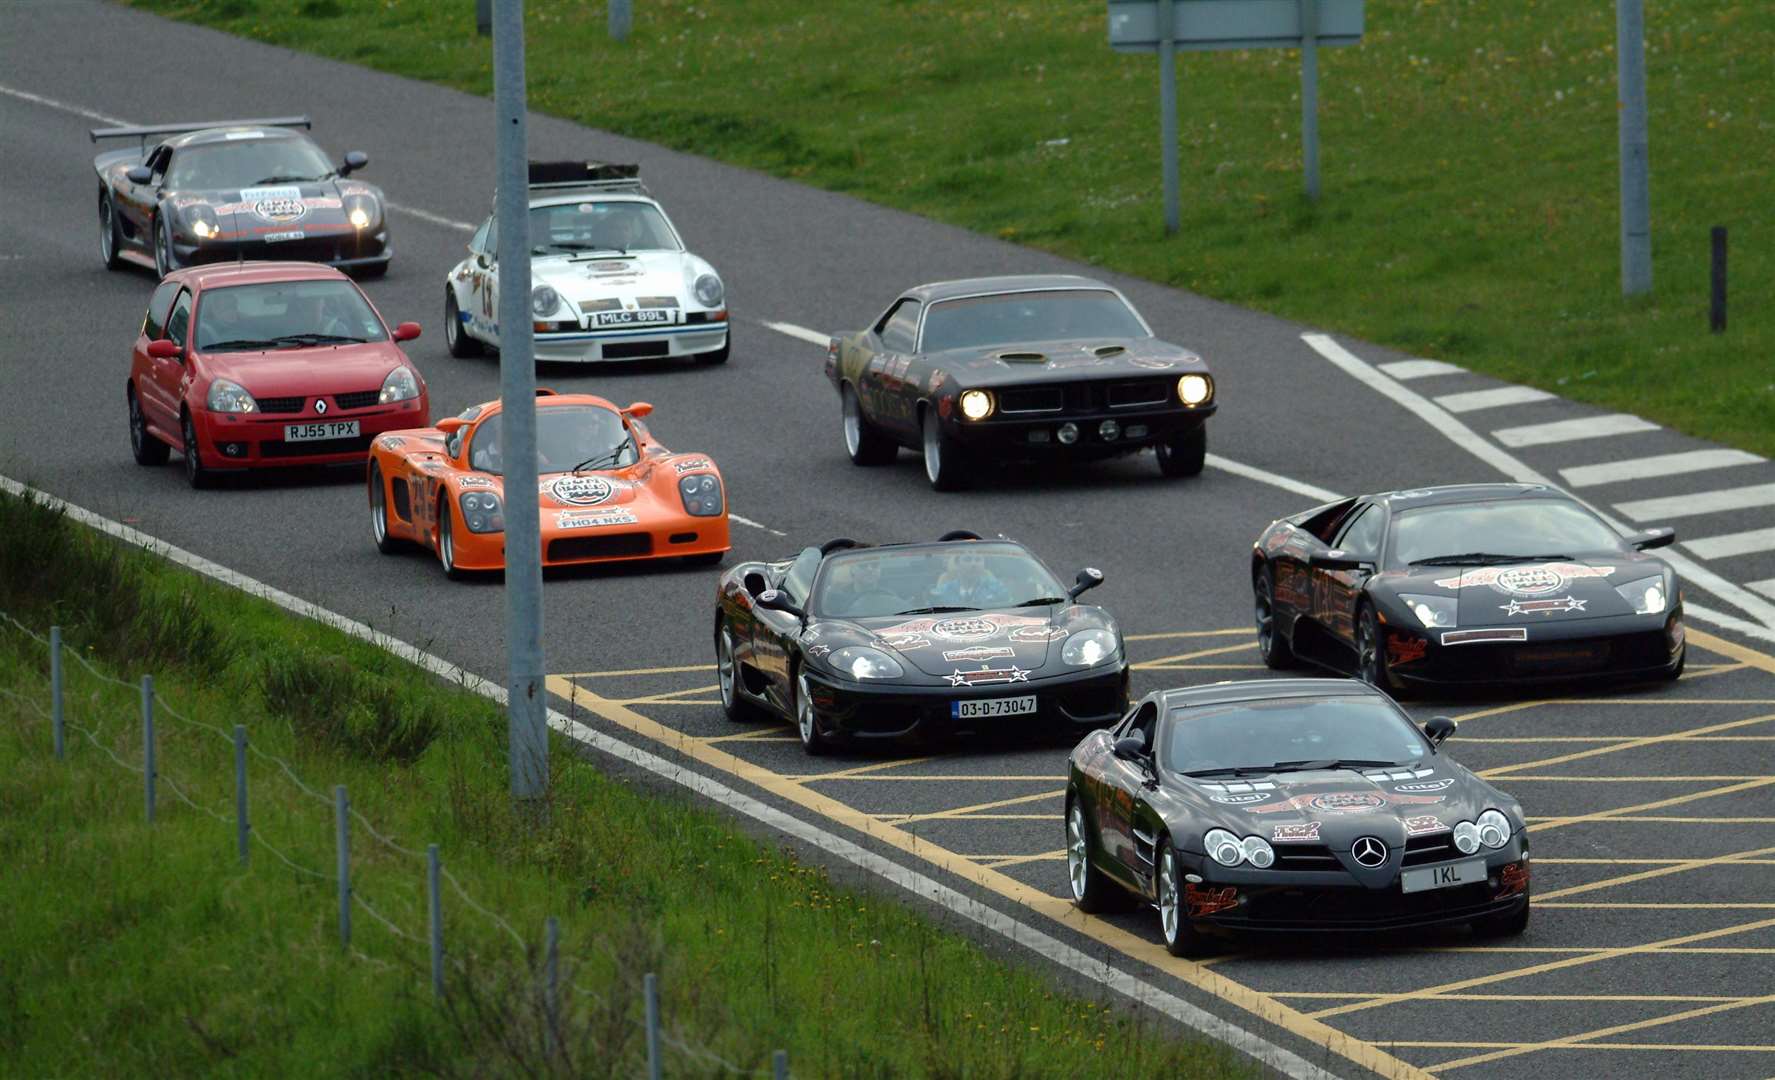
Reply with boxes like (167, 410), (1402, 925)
(366, 390), (729, 576)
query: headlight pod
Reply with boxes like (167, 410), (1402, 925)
(205, 378), (257, 413)
(1477, 809), (1512, 850)
(457, 491), (504, 534)
(1452, 821), (1481, 855)
(532, 285), (562, 318)
(1240, 835), (1276, 869)
(1177, 374), (1213, 406)
(183, 203), (220, 239)
(1204, 829), (1245, 867)
(693, 272), (724, 308)
(1400, 593), (1458, 629)
(958, 389), (994, 421)
(379, 366), (420, 404)
(1061, 628), (1118, 667)
(678, 473), (723, 517)
(344, 194), (380, 231)
(826, 646), (904, 680)
(1615, 575), (1668, 615)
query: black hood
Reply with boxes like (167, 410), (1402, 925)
(927, 336), (1209, 388)
(1374, 554), (1670, 627)
(1174, 765), (1494, 853)
(804, 604), (1118, 685)
(167, 177), (381, 230)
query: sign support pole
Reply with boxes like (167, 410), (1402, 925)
(1616, 0), (1652, 296)
(1300, 0), (1321, 201)
(1158, 0), (1179, 234)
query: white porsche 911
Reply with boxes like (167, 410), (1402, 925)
(443, 162), (729, 365)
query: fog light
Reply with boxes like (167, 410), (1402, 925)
(222, 442), (244, 457)
(1098, 420), (1120, 441)
(1057, 422), (1079, 445)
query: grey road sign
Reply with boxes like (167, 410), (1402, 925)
(1109, 0), (1362, 53)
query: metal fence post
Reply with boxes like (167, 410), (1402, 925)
(49, 626), (64, 760)
(544, 916), (559, 1058)
(773, 1049), (789, 1079)
(335, 785), (351, 948)
(644, 971), (662, 1080)
(1299, 0), (1321, 201)
(141, 675), (156, 823)
(476, 0), (492, 36)
(234, 725), (249, 865)
(1709, 226), (1727, 333)
(609, 0), (631, 42)
(1157, 0), (1179, 234)
(1616, 0), (1652, 295)
(428, 844), (445, 997)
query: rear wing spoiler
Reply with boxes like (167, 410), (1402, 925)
(520, 159), (648, 197)
(89, 116), (312, 144)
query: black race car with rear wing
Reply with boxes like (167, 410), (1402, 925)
(713, 532), (1129, 754)
(91, 117), (391, 278)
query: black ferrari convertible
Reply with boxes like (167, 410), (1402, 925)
(1066, 678), (1531, 955)
(713, 533), (1129, 753)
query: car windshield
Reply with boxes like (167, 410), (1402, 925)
(468, 405), (636, 476)
(1164, 696), (1428, 775)
(811, 542), (1067, 619)
(1389, 499), (1624, 567)
(194, 280), (385, 352)
(165, 136), (336, 189)
(920, 289), (1149, 352)
(528, 201), (679, 255)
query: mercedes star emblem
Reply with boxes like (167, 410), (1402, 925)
(1352, 836), (1388, 868)
(315, 399), (328, 415)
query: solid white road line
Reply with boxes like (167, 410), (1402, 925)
(0, 82), (129, 126)
(1302, 332), (1775, 635)
(1616, 483), (1775, 523)
(730, 513), (786, 537)
(0, 474), (1335, 1080)
(1378, 359), (1463, 380)
(386, 201), (475, 233)
(760, 320), (832, 347)
(1433, 386), (1555, 414)
(1749, 581), (1775, 603)
(1562, 448), (1767, 489)
(1686, 528), (1775, 561)
(1490, 413), (1660, 449)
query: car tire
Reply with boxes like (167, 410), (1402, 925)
(99, 190), (124, 271)
(842, 384), (897, 466)
(1156, 841), (1209, 958)
(444, 289), (483, 358)
(922, 407), (967, 492)
(1254, 566), (1296, 670)
(693, 329), (730, 365)
(153, 213), (175, 280)
(715, 621), (764, 723)
(1355, 603), (1400, 694)
(437, 496), (467, 580)
(1471, 894), (1531, 939)
(1662, 642), (1686, 681)
(356, 261), (388, 280)
(1156, 424), (1207, 478)
(794, 669), (834, 756)
(181, 411), (213, 489)
(128, 386), (170, 466)
(1066, 796), (1119, 914)
(368, 463), (403, 554)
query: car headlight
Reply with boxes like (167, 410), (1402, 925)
(532, 285), (561, 318)
(1177, 374), (1212, 406)
(458, 491), (505, 533)
(1204, 828), (1245, 867)
(1061, 628), (1118, 667)
(1477, 809), (1511, 850)
(1240, 835), (1275, 869)
(1400, 593), (1458, 629)
(693, 272), (724, 308)
(958, 389), (994, 421)
(205, 378), (256, 413)
(344, 194), (380, 231)
(1452, 821), (1481, 855)
(827, 646), (904, 680)
(678, 473), (723, 517)
(379, 366), (420, 404)
(183, 203), (220, 239)
(1615, 575), (1667, 615)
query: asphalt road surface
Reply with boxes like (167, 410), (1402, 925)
(5, 5), (1774, 1078)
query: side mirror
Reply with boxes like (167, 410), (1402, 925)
(125, 165), (153, 185)
(1422, 715), (1456, 747)
(339, 150), (369, 176)
(392, 321), (421, 342)
(623, 401), (654, 419)
(1630, 527), (1676, 551)
(1310, 549), (1373, 573)
(1112, 736), (1148, 763)
(755, 589), (806, 622)
(1068, 566), (1105, 600)
(146, 339), (182, 360)
(743, 572), (769, 599)
(435, 417), (467, 437)
(475, 252), (491, 269)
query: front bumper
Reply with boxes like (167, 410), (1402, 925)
(175, 227), (391, 272)
(1381, 606), (1685, 686)
(802, 663), (1129, 741)
(529, 317), (728, 364)
(193, 396), (427, 468)
(943, 403), (1214, 459)
(445, 512), (732, 572)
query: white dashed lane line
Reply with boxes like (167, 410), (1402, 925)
(1616, 484), (1775, 523)
(1490, 413), (1661, 449)
(1378, 358), (1464, 380)
(759, 320), (832, 347)
(386, 202), (475, 233)
(1686, 528), (1775, 562)
(1562, 448), (1767, 488)
(1433, 385), (1555, 414)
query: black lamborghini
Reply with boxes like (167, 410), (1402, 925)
(1066, 678), (1531, 955)
(1250, 483), (1685, 692)
(713, 533), (1129, 753)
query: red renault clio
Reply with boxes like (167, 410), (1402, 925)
(126, 261), (428, 487)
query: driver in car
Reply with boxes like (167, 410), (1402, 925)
(824, 559), (902, 618)
(931, 550), (1011, 609)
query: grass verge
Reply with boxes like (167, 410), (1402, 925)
(0, 486), (1254, 1078)
(125, 0), (1772, 455)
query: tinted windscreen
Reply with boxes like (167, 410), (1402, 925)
(1390, 500), (1624, 566)
(195, 280), (385, 351)
(812, 542), (1066, 618)
(528, 201), (679, 255)
(469, 405), (635, 476)
(920, 290), (1148, 352)
(1164, 697), (1428, 774)
(166, 136), (335, 189)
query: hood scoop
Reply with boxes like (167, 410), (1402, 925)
(1091, 344), (1127, 357)
(996, 351), (1048, 364)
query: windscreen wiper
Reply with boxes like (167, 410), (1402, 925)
(200, 338), (278, 351)
(891, 606), (975, 616)
(571, 433), (634, 475)
(1409, 552), (1570, 567)
(1265, 759), (1401, 773)
(1182, 766), (1275, 778)
(1013, 596), (1069, 608)
(272, 333), (367, 346)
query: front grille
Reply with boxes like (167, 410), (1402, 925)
(1106, 379), (1172, 409)
(1502, 640), (1617, 675)
(1233, 881), (1498, 928)
(603, 341), (670, 360)
(331, 390), (380, 410)
(1271, 844), (1341, 871)
(635, 295), (679, 308)
(547, 533), (653, 561)
(1402, 834), (1458, 867)
(684, 312), (718, 325)
(1053, 684), (1125, 722)
(998, 387), (1065, 414)
(258, 434), (374, 458)
(254, 395), (305, 414)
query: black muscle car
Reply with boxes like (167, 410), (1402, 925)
(91, 118), (391, 278)
(824, 275), (1217, 490)
(713, 533), (1129, 754)
(1067, 678), (1531, 955)
(1250, 483), (1685, 692)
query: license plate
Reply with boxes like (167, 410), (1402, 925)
(951, 695), (1037, 720)
(1400, 858), (1486, 894)
(283, 420), (360, 442)
(593, 308), (672, 327)
(264, 230), (305, 243)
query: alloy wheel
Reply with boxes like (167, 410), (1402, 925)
(796, 673), (816, 747)
(842, 389), (862, 458)
(717, 629), (736, 710)
(1067, 804), (1090, 903)
(1158, 848), (1181, 944)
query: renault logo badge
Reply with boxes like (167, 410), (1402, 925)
(315, 399), (328, 415)
(1352, 836), (1387, 868)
